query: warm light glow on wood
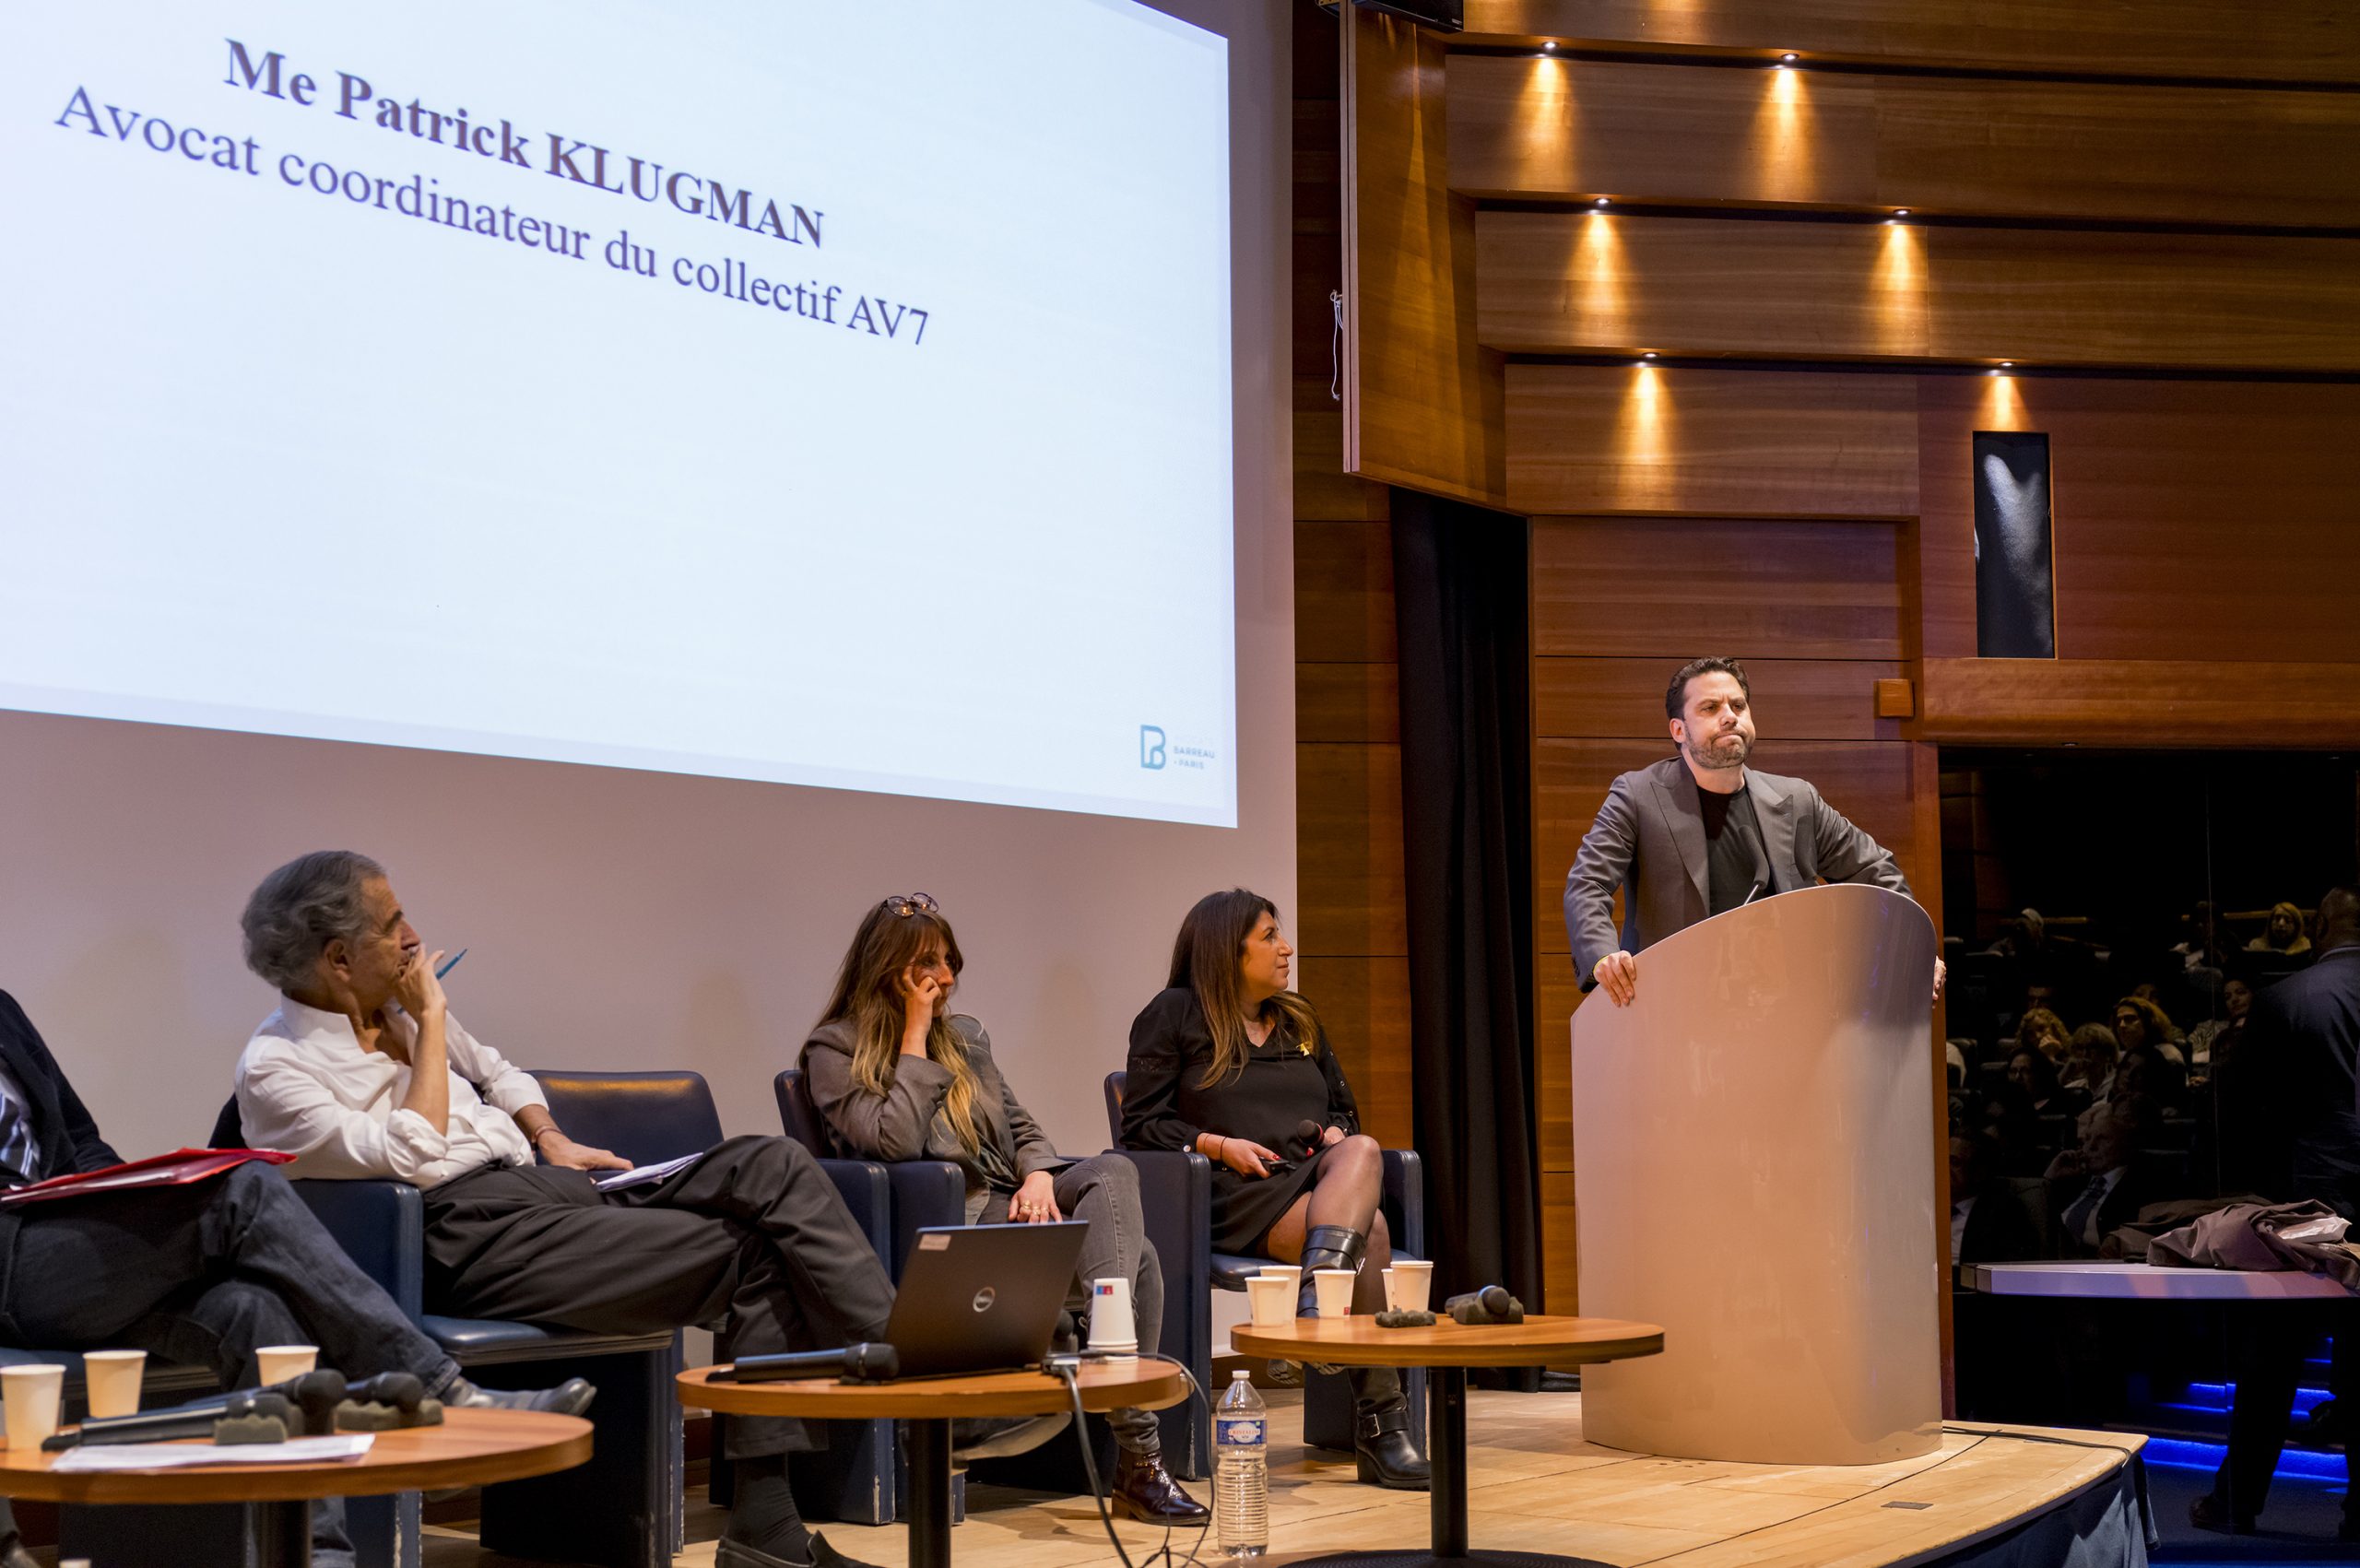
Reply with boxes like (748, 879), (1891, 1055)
(1873, 221), (1925, 356)
(1570, 209), (1626, 341)
(1507, 58), (1575, 189)
(1611, 363), (1671, 508)
(1749, 57), (1820, 202)
(1981, 371), (2025, 427)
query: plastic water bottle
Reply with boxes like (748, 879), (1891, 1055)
(1214, 1367), (1268, 1557)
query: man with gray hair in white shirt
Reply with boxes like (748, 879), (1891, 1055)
(232, 851), (1052, 1568)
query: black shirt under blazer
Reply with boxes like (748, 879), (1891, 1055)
(1564, 754), (1911, 985)
(1121, 986), (1359, 1256)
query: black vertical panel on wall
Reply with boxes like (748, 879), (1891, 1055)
(1973, 430), (2056, 659)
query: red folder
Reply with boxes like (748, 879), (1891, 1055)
(0, 1149), (296, 1208)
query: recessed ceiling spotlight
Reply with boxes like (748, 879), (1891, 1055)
(1642, 351), (1658, 359)
(1779, 52), (1798, 64)
(1595, 196), (1611, 207)
(1542, 41), (1556, 52)
(2000, 360), (2013, 367)
(1894, 208), (1910, 217)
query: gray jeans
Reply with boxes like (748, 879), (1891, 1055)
(981, 1152), (1164, 1454)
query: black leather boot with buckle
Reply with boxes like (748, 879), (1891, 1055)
(1351, 1366), (1432, 1491)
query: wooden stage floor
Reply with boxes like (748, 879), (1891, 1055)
(423, 1388), (2144, 1566)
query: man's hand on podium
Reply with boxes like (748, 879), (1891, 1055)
(1593, 950), (1638, 1008)
(1932, 956), (1947, 1007)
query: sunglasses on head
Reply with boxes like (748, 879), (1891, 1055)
(884, 892), (939, 918)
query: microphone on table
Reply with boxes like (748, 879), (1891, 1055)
(46, 1371), (349, 1449)
(716, 1343), (899, 1384)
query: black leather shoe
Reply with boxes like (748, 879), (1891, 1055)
(717, 1532), (884, 1568)
(1354, 1400), (1431, 1491)
(2187, 1491), (2254, 1535)
(1111, 1448), (1211, 1525)
(443, 1375), (597, 1417)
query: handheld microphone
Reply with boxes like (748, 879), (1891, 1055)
(47, 1370), (348, 1449)
(1294, 1119), (1325, 1159)
(716, 1343), (899, 1384)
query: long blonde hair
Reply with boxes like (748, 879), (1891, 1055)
(816, 899), (985, 1154)
(1169, 889), (1318, 1087)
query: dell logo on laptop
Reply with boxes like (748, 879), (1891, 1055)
(972, 1287), (997, 1314)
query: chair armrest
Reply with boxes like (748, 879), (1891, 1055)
(883, 1161), (966, 1277)
(813, 1157), (892, 1259)
(1111, 1149), (1210, 1262)
(294, 1178), (425, 1320)
(1381, 1149), (1426, 1261)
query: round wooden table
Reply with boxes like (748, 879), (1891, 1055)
(1233, 1315), (1664, 1568)
(679, 1360), (1190, 1567)
(0, 1408), (592, 1567)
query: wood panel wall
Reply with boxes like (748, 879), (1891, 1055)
(1458, 0), (2360, 84)
(1332, 1), (2360, 1364)
(1450, 55), (2360, 228)
(1297, 6), (1412, 1150)
(1339, 5), (1505, 505)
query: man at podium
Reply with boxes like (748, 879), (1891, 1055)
(1566, 656), (1942, 1006)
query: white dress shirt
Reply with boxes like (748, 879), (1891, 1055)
(236, 997), (549, 1187)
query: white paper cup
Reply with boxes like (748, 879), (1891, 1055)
(1257, 1265), (1302, 1298)
(255, 1345), (318, 1385)
(1245, 1274), (1294, 1329)
(1313, 1267), (1355, 1318)
(1088, 1276), (1139, 1358)
(82, 1350), (147, 1420)
(3, 1364), (65, 1451)
(1386, 1260), (1434, 1315)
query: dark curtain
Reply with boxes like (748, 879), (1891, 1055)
(1388, 489), (1541, 1315)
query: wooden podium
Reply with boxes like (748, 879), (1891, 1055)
(1570, 882), (1942, 1465)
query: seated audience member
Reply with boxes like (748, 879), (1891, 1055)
(1950, 1132), (2041, 1267)
(800, 894), (1206, 1526)
(2014, 1006), (2071, 1067)
(2246, 900), (2313, 957)
(2113, 994), (2185, 1067)
(230, 851), (952, 1568)
(2006, 1047), (2088, 1121)
(1943, 1038), (1966, 1091)
(2044, 1097), (2156, 1256)
(0, 988), (589, 1568)
(2061, 1023), (2118, 1100)
(1122, 890), (1429, 1491)
(2187, 976), (2256, 1068)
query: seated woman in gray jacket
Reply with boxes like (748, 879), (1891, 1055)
(800, 894), (1206, 1527)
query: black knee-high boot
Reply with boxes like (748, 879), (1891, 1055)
(1289, 1223), (1367, 1377)
(1351, 1366), (1431, 1491)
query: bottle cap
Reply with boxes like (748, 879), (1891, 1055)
(1233, 1368), (1252, 1379)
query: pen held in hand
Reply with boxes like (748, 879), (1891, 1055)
(434, 948), (468, 980)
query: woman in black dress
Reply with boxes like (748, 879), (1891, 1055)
(1122, 889), (1429, 1491)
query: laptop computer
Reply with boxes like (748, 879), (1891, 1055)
(883, 1221), (1089, 1379)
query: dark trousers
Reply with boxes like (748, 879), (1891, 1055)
(422, 1135), (893, 1458)
(0, 1161), (461, 1562)
(2212, 1300), (2360, 1524)
(983, 1153), (1163, 1454)
(0, 1161), (453, 1389)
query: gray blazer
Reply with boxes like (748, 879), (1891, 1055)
(1564, 754), (1910, 985)
(800, 1014), (1066, 1199)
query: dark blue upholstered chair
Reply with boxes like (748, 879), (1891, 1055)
(201, 1091), (681, 1568)
(1103, 1071), (1426, 1467)
(773, 1068), (1116, 1503)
